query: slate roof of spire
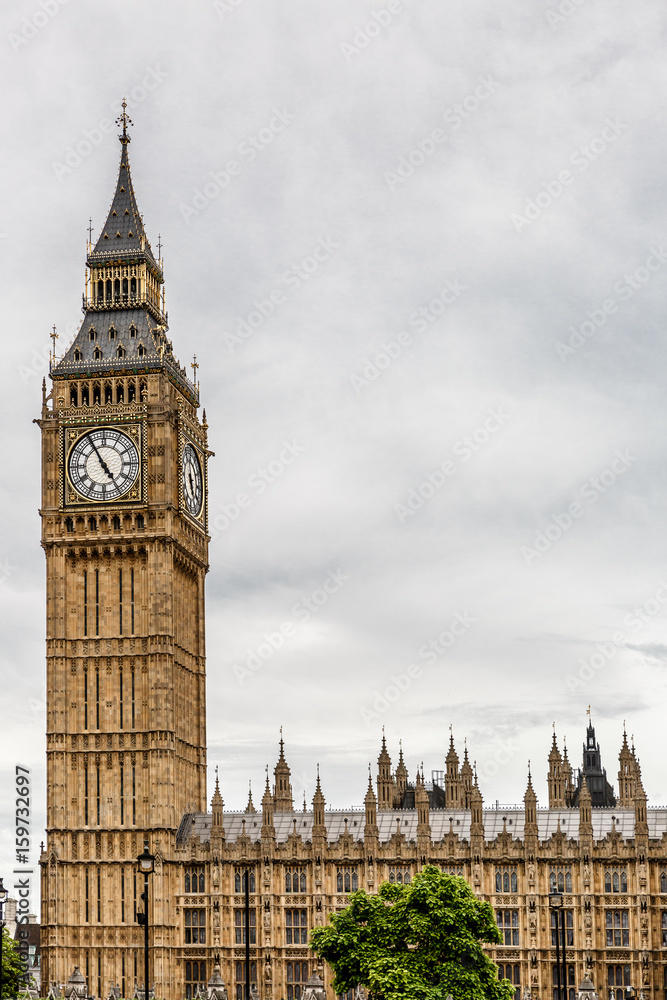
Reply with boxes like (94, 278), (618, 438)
(88, 134), (161, 275)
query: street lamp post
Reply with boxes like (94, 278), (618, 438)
(137, 842), (155, 1000)
(549, 890), (567, 1000)
(0, 877), (8, 1000)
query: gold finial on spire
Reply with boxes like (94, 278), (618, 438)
(587, 704), (591, 717)
(191, 353), (199, 387)
(116, 98), (134, 144)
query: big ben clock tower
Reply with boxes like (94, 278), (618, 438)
(38, 106), (209, 998)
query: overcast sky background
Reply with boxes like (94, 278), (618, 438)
(2, 0), (667, 892)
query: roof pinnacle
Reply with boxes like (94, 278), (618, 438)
(116, 98), (133, 145)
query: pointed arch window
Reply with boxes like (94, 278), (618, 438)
(130, 277), (137, 296)
(74, 350), (82, 362)
(109, 327), (116, 341)
(89, 328), (96, 342)
(117, 345), (126, 359)
(94, 348), (102, 361)
(129, 325), (137, 338)
(138, 344), (146, 358)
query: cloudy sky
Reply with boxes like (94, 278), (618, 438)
(2, 0), (667, 888)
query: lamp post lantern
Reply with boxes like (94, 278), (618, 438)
(0, 877), (8, 1000)
(136, 842), (155, 1000)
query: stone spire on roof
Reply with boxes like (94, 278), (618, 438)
(261, 768), (275, 841)
(245, 781), (256, 814)
(376, 728), (394, 811)
(273, 727), (293, 812)
(312, 765), (326, 841)
(88, 101), (160, 271)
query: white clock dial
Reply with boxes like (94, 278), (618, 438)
(68, 428), (140, 502)
(182, 442), (203, 517)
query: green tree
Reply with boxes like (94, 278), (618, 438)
(310, 866), (515, 1000)
(2, 926), (27, 999)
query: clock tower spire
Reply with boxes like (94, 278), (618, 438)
(39, 116), (210, 998)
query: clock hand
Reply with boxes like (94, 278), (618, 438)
(188, 470), (195, 494)
(86, 434), (114, 480)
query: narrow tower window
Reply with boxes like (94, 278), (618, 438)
(132, 764), (136, 824)
(119, 569), (123, 635)
(119, 668), (124, 730)
(96, 763), (101, 825)
(121, 870), (125, 923)
(84, 766), (89, 826)
(131, 568), (135, 635)
(83, 668), (88, 730)
(83, 570), (88, 636)
(95, 569), (99, 636)
(120, 764), (124, 824)
(95, 668), (100, 730)
(85, 869), (90, 922)
(131, 668), (135, 728)
(97, 869), (101, 922)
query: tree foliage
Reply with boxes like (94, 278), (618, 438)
(310, 866), (515, 1000)
(2, 926), (27, 999)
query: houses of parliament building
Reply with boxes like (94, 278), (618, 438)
(38, 113), (667, 1000)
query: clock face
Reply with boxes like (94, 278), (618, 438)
(182, 442), (203, 517)
(68, 428), (140, 502)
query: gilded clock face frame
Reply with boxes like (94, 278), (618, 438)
(66, 426), (141, 503)
(181, 441), (204, 518)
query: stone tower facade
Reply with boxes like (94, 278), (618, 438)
(39, 108), (209, 998)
